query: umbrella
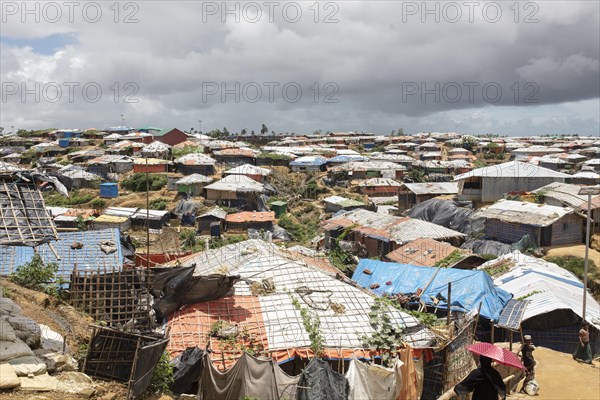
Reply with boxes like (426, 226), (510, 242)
(466, 342), (525, 370)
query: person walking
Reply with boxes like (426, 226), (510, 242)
(519, 335), (537, 393)
(573, 321), (593, 364)
(452, 355), (507, 400)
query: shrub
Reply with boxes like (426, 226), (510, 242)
(149, 198), (168, 210)
(10, 254), (59, 295)
(146, 351), (173, 395)
(122, 173), (167, 192)
(44, 190), (94, 206)
(90, 198), (106, 209)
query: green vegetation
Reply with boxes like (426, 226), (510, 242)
(533, 189), (547, 204)
(179, 230), (198, 250)
(433, 250), (465, 268)
(149, 198), (168, 210)
(210, 234), (246, 250)
(172, 146), (201, 159)
(279, 210), (321, 245)
(407, 309), (438, 328)
(44, 190), (94, 206)
(361, 297), (404, 367)
(545, 255), (599, 296)
(146, 351), (174, 395)
(16, 128), (56, 137)
(482, 259), (513, 277)
(291, 296), (324, 356)
(405, 168), (426, 183)
(10, 254), (60, 296)
(122, 173), (167, 192)
(260, 152), (292, 161)
(517, 290), (543, 300)
(90, 197), (106, 209)
(300, 176), (329, 199)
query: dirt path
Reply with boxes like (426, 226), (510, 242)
(503, 345), (600, 400)
(545, 244), (600, 264)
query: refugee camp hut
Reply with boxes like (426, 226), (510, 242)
(99, 182), (118, 198)
(322, 195), (367, 213)
(454, 161), (571, 203)
(475, 199), (584, 247)
(532, 182), (600, 229)
(326, 154), (369, 166)
(141, 140), (172, 159)
(358, 178), (402, 197)
(107, 140), (145, 156)
(175, 153), (216, 175)
(152, 128), (189, 146)
(353, 259), (511, 322)
(225, 211), (276, 232)
(369, 153), (416, 169)
(88, 155), (134, 175)
(197, 206), (227, 234)
(223, 164), (271, 183)
(137, 126), (162, 135)
(420, 151), (442, 161)
(398, 182), (459, 211)
(289, 155), (328, 172)
(131, 208), (171, 230)
(483, 252), (600, 354)
(103, 133), (123, 145)
(583, 158), (600, 172)
(58, 165), (101, 189)
(176, 174), (213, 196)
(384, 238), (460, 267)
(0, 228), (123, 279)
(330, 160), (406, 180)
(121, 131), (154, 144)
(204, 175), (265, 208)
(213, 147), (259, 166)
(538, 156), (570, 171)
(68, 149), (105, 163)
(133, 157), (170, 173)
(93, 214), (131, 231)
(571, 171), (600, 186)
(2, 153), (21, 164)
(323, 209), (466, 258)
(0, 171), (60, 248)
(52, 208), (96, 230)
(511, 146), (563, 160)
(165, 240), (434, 384)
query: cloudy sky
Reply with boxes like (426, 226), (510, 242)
(1, 1), (599, 136)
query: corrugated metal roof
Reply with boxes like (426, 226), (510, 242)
(174, 153), (216, 165)
(0, 228), (123, 278)
(358, 178), (401, 187)
(454, 161), (571, 180)
(402, 182), (458, 195)
(484, 252), (600, 329)
(475, 199), (574, 226)
(176, 173), (213, 184)
(204, 175), (264, 192)
(224, 164), (271, 176)
(331, 160), (407, 172)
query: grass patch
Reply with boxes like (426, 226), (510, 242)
(433, 250), (464, 268)
(44, 190), (94, 206)
(122, 173), (167, 192)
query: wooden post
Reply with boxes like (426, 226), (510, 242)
(490, 320), (495, 344)
(509, 330), (513, 351)
(446, 282), (452, 325)
(146, 157), (150, 269)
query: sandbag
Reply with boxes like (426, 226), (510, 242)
(8, 315), (41, 348)
(0, 338), (34, 362)
(0, 297), (21, 316)
(0, 319), (17, 342)
(0, 363), (20, 389)
(8, 355), (47, 376)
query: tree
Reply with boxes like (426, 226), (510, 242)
(0, 127), (4, 135)
(251, 130), (256, 136)
(241, 128), (247, 136)
(223, 127), (230, 136)
(398, 128), (404, 135)
(391, 130), (396, 136)
(261, 124), (268, 135)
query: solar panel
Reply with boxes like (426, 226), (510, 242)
(496, 299), (529, 330)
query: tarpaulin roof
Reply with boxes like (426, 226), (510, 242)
(166, 240), (436, 368)
(352, 259), (512, 321)
(0, 228), (123, 278)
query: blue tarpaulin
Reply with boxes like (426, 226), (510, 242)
(352, 259), (512, 321)
(0, 228), (124, 279)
